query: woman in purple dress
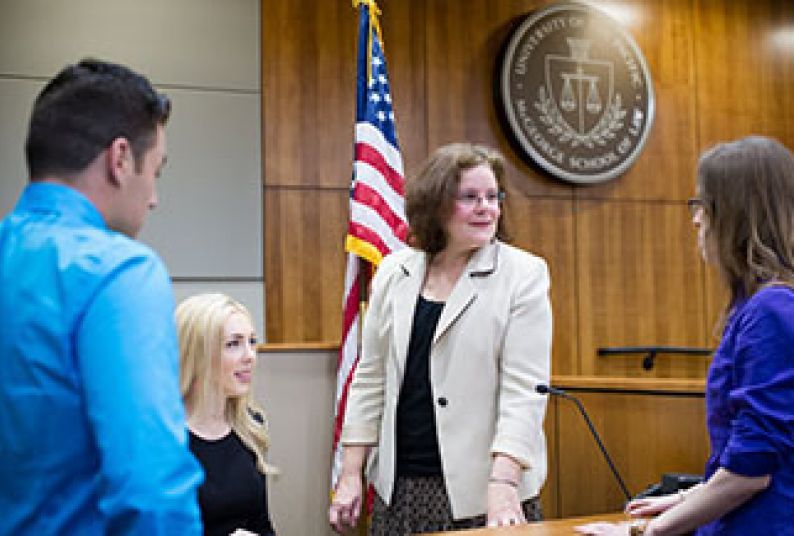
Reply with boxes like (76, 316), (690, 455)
(579, 136), (794, 535)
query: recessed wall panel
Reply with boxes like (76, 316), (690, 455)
(0, 0), (259, 91)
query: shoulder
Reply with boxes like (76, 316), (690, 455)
(748, 284), (794, 304)
(727, 286), (794, 351)
(374, 246), (422, 282)
(380, 246), (419, 271)
(739, 285), (794, 328)
(496, 242), (549, 279)
(69, 230), (169, 287)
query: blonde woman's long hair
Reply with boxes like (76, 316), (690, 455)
(176, 293), (274, 474)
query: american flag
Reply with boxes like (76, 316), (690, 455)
(331, 0), (408, 491)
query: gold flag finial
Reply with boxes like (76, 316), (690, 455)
(353, 0), (384, 85)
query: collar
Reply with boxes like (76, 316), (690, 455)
(398, 240), (500, 278)
(16, 182), (106, 230)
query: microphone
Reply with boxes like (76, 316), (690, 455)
(536, 384), (632, 502)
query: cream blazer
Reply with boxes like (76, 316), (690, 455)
(340, 241), (552, 519)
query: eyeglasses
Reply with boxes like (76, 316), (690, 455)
(455, 190), (506, 207)
(687, 197), (704, 217)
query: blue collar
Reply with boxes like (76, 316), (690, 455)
(16, 182), (107, 230)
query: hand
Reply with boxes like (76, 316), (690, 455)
(575, 521), (634, 535)
(625, 493), (681, 517)
(329, 472), (363, 534)
(486, 480), (527, 527)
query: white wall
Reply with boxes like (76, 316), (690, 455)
(0, 5), (341, 533)
(255, 348), (339, 536)
(0, 0), (265, 332)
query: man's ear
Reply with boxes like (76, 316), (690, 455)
(107, 137), (133, 187)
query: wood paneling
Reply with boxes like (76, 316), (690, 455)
(263, 0), (355, 188)
(262, 0), (428, 343)
(262, 0), (794, 379)
(262, 0), (426, 188)
(425, 0), (571, 198)
(694, 1), (794, 150)
(264, 188), (349, 343)
(579, 0), (699, 202)
(576, 200), (709, 377)
(552, 389), (708, 517)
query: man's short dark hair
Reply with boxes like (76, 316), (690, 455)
(25, 58), (171, 180)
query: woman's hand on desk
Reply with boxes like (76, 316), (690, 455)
(329, 472), (363, 534)
(486, 479), (527, 527)
(575, 520), (647, 535)
(487, 454), (527, 527)
(625, 493), (682, 517)
(576, 493), (682, 535)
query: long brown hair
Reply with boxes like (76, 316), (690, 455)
(697, 136), (794, 318)
(405, 143), (510, 254)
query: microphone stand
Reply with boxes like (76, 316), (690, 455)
(537, 384), (632, 502)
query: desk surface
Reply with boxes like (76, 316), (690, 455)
(426, 512), (631, 535)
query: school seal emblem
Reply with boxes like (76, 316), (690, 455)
(499, 3), (654, 183)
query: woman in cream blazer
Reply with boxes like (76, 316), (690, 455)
(330, 143), (552, 535)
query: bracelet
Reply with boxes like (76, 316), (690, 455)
(488, 477), (518, 487)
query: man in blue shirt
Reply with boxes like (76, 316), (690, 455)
(0, 59), (203, 534)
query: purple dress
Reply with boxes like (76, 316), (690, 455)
(697, 286), (794, 535)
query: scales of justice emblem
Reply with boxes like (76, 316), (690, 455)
(535, 38), (626, 149)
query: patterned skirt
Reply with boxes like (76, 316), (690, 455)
(370, 475), (542, 535)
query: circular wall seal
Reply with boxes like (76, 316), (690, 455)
(499, 2), (655, 184)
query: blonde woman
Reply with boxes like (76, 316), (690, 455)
(177, 293), (276, 536)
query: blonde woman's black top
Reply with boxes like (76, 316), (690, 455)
(189, 430), (275, 536)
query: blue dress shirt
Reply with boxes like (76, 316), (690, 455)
(698, 286), (794, 535)
(0, 182), (203, 534)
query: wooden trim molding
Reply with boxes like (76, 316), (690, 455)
(552, 375), (705, 394)
(257, 341), (339, 353)
(253, 344), (705, 393)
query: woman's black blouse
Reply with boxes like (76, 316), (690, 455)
(395, 294), (445, 477)
(189, 430), (275, 536)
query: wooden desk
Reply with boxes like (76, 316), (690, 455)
(426, 512), (631, 535)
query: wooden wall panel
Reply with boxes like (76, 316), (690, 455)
(425, 0), (572, 197)
(260, 0), (791, 526)
(262, 0), (794, 381)
(552, 389), (708, 517)
(263, 0), (355, 188)
(262, 0), (427, 343)
(263, 0), (427, 188)
(264, 188), (348, 342)
(576, 201), (709, 377)
(694, 1), (794, 151)
(579, 0), (699, 202)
